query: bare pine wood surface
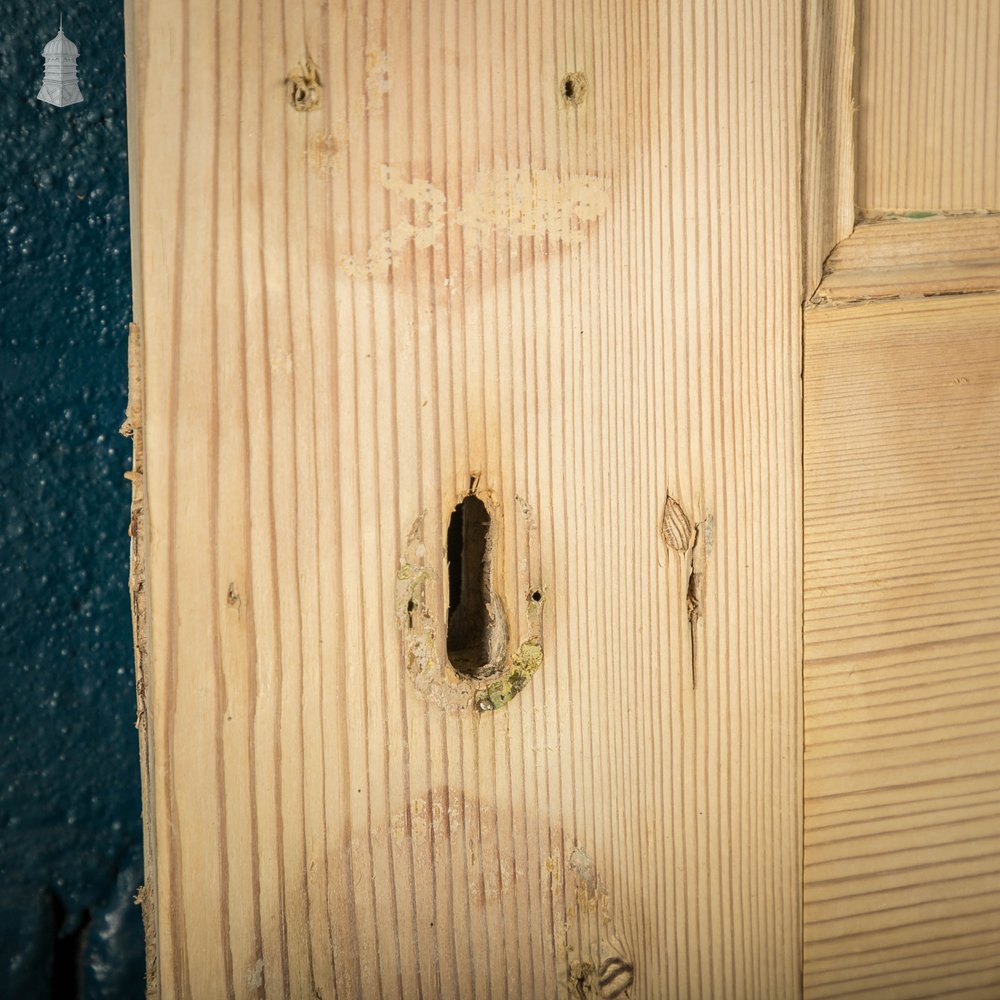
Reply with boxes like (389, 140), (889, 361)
(856, 0), (1000, 213)
(803, 221), (1000, 999)
(802, 0), (856, 298)
(812, 214), (1000, 305)
(127, 0), (804, 996)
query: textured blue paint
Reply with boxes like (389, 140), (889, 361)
(0, 2), (144, 996)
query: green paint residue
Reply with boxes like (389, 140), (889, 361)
(902, 210), (938, 219)
(476, 642), (542, 712)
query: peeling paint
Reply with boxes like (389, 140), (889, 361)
(364, 49), (389, 109)
(307, 130), (345, 176)
(456, 169), (611, 245)
(245, 958), (264, 989)
(341, 166), (612, 278)
(474, 640), (542, 712)
(341, 167), (446, 277)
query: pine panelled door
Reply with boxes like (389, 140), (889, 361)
(124, 0), (1000, 997)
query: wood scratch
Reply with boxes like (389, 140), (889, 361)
(685, 515), (713, 689)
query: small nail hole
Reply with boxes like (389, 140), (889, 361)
(560, 71), (586, 107)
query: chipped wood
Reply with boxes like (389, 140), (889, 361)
(121, 320), (157, 999)
(660, 492), (694, 554)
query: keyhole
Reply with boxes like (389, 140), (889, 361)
(446, 494), (504, 678)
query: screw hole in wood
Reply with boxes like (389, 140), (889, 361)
(560, 71), (586, 106)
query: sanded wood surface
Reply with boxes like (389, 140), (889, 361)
(856, 0), (1000, 213)
(127, 0), (804, 997)
(804, 229), (1000, 998)
(812, 214), (1000, 305)
(802, 0), (856, 297)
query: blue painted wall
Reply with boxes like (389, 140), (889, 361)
(0, 2), (145, 996)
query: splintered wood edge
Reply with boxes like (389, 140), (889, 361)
(810, 213), (1000, 306)
(123, 0), (158, 990)
(121, 320), (158, 998)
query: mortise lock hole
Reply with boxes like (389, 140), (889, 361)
(560, 71), (586, 106)
(446, 494), (504, 680)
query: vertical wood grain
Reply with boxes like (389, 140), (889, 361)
(856, 0), (1000, 212)
(127, 0), (804, 996)
(803, 0), (856, 297)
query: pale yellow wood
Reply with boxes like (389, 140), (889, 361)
(856, 0), (1000, 213)
(804, 221), (1000, 999)
(813, 215), (1000, 304)
(127, 0), (805, 996)
(803, 0), (857, 297)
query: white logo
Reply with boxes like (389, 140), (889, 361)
(37, 17), (84, 108)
